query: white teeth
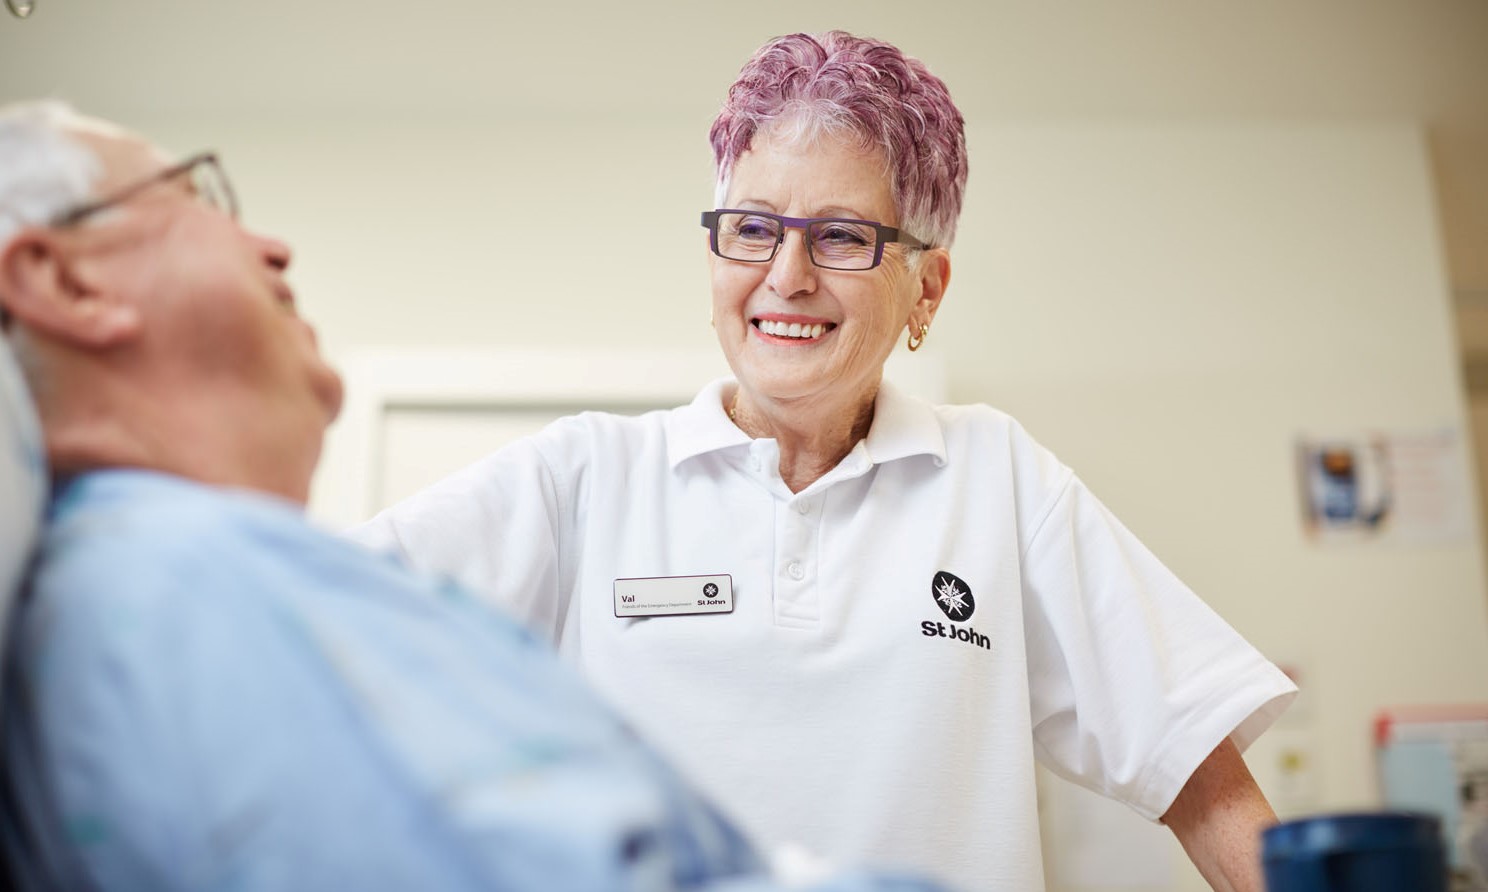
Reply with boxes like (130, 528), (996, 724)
(758, 320), (828, 340)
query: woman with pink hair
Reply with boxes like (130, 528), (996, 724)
(357, 31), (1295, 892)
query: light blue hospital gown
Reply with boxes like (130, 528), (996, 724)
(1, 470), (939, 892)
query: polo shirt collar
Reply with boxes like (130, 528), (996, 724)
(863, 378), (948, 467)
(664, 378), (750, 467)
(665, 377), (947, 469)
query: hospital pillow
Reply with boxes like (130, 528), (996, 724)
(0, 334), (45, 676)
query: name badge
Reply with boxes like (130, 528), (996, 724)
(613, 574), (734, 618)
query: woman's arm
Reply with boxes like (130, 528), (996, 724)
(1161, 737), (1276, 892)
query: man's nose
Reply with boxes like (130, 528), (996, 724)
(254, 232), (292, 272)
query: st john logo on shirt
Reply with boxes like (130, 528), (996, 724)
(922, 569), (989, 650)
(930, 571), (975, 620)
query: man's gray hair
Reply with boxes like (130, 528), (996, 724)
(0, 100), (100, 250)
(0, 101), (100, 385)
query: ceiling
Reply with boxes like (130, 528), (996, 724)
(3, 0), (1486, 352)
(2, 2), (1483, 121)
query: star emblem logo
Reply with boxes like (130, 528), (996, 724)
(930, 571), (975, 621)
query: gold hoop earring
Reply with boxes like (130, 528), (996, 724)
(907, 322), (929, 352)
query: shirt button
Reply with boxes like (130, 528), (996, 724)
(750, 456), (762, 471)
(794, 500), (811, 515)
(787, 561), (804, 580)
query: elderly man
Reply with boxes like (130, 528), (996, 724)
(0, 101), (940, 892)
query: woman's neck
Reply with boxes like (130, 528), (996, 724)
(729, 384), (877, 493)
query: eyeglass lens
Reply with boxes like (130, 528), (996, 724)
(714, 212), (880, 270)
(188, 160), (236, 219)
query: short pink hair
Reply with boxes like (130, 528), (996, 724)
(709, 31), (969, 249)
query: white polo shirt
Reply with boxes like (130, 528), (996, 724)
(352, 379), (1296, 892)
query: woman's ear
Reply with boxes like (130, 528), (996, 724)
(0, 228), (140, 347)
(915, 247), (951, 322)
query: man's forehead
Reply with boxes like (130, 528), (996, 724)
(66, 120), (170, 194)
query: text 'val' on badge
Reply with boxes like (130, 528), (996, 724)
(614, 574), (734, 618)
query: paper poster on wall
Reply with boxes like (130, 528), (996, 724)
(1376, 705), (1488, 886)
(1296, 428), (1471, 544)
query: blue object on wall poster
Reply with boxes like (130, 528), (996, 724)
(1316, 448), (1359, 521)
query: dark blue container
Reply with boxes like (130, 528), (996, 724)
(1263, 812), (1448, 891)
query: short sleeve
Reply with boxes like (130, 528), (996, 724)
(346, 423), (576, 641)
(1021, 475), (1297, 820)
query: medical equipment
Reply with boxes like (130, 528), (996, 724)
(0, 334), (45, 886)
(0, 335), (46, 706)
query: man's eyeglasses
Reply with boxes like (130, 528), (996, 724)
(701, 209), (929, 272)
(50, 152), (238, 228)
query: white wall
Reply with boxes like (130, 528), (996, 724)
(138, 111), (1488, 890)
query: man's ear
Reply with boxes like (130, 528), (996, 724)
(0, 228), (140, 347)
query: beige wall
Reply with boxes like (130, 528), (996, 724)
(1475, 398), (1488, 576)
(963, 122), (1488, 889)
(132, 111), (1488, 890)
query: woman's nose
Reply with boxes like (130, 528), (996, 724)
(766, 229), (817, 298)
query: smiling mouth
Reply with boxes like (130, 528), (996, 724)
(753, 319), (834, 341)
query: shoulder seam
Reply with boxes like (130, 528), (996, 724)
(1020, 467), (1077, 562)
(531, 427), (577, 629)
